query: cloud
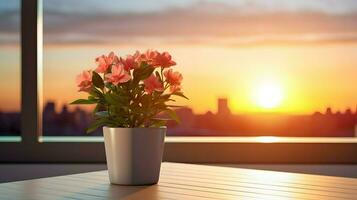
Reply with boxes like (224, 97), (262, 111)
(0, 10), (19, 33)
(42, 6), (357, 46)
(2, 1), (357, 46)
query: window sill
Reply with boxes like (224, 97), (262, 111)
(36, 136), (357, 143)
(1, 136), (357, 163)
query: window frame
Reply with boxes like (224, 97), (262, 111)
(1, 0), (357, 163)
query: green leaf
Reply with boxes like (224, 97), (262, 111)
(86, 118), (119, 133)
(89, 87), (103, 98)
(93, 104), (102, 114)
(166, 105), (184, 108)
(70, 99), (96, 105)
(140, 61), (149, 68)
(105, 83), (115, 90)
(88, 96), (96, 101)
(133, 67), (144, 81)
(172, 92), (189, 100)
(150, 120), (167, 128)
(112, 116), (126, 125)
(104, 94), (116, 105)
(165, 109), (180, 124)
(141, 67), (155, 80)
(154, 102), (167, 110)
(159, 94), (171, 100)
(155, 71), (162, 81)
(95, 111), (109, 117)
(104, 93), (127, 106)
(92, 71), (104, 90)
(133, 64), (155, 81)
(86, 120), (105, 133)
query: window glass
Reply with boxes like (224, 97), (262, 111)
(43, 0), (357, 137)
(0, 0), (21, 137)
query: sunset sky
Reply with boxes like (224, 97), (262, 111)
(1, 0), (357, 114)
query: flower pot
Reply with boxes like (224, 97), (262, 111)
(103, 126), (166, 185)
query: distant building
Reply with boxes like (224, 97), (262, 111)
(43, 101), (56, 121)
(345, 108), (352, 115)
(175, 107), (195, 129)
(325, 107), (333, 115)
(217, 98), (231, 116)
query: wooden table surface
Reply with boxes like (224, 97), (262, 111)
(1, 162), (357, 200)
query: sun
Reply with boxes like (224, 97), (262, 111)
(253, 81), (283, 109)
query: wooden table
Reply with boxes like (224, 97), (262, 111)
(1, 162), (357, 200)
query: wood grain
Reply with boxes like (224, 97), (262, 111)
(0, 162), (356, 200)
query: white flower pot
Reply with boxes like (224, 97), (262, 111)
(103, 126), (166, 185)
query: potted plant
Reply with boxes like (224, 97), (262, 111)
(71, 50), (187, 185)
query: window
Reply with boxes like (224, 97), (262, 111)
(0, 0), (21, 138)
(1, 0), (357, 163)
(42, 0), (357, 138)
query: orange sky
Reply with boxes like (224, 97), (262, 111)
(3, 41), (357, 114)
(1, 41), (357, 114)
(0, 46), (20, 112)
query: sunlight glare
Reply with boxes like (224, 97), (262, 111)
(256, 136), (280, 143)
(254, 81), (283, 109)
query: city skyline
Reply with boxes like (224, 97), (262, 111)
(38, 98), (357, 137)
(3, 97), (357, 137)
(41, 99), (357, 116)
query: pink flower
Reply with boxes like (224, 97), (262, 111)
(105, 63), (131, 85)
(145, 49), (159, 62)
(164, 69), (183, 86)
(120, 55), (138, 71)
(135, 49), (159, 65)
(76, 70), (93, 92)
(152, 51), (176, 68)
(143, 75), (163, 94)
(95, 52), (119, 73)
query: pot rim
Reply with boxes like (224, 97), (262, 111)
(103, 126), (167, 130)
